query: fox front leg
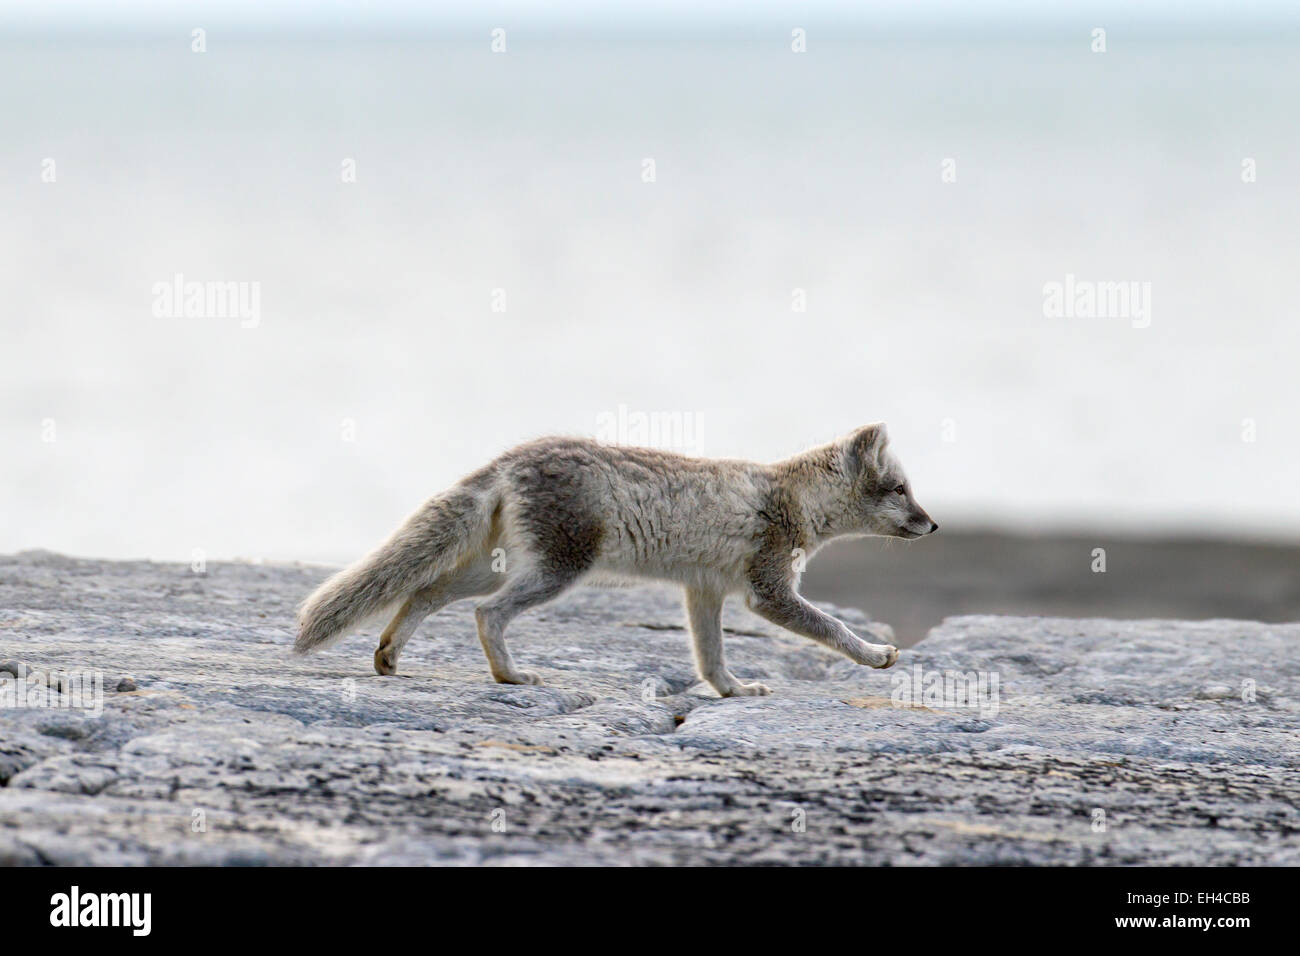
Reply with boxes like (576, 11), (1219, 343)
(746, 584), (899, 669)
(685, 587), (771, 697)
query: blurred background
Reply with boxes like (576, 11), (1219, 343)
(4, 1), (1300, 643)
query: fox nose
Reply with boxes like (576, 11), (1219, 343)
(928, 521), (939, 533)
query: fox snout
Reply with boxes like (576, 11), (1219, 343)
(897, 504), (938, 538)
(901, 515), (938, 538)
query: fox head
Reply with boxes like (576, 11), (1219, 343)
(838, 423), (938, 540)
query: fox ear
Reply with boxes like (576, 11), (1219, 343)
(844, 423), (888, 474)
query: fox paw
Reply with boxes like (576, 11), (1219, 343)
(864, 643), (900, 669)
(724, 681), (772, 697)
(495, 669), (545, 686)
(374, 647), (398, 676)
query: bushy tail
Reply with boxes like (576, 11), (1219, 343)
(294, 484), (497, 654)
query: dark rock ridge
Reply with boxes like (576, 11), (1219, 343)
(1, 551), (1296, 865)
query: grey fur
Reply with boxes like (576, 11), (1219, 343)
(295, 425), (937, 696)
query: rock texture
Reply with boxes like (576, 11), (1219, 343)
(1, 550), (1297, 865)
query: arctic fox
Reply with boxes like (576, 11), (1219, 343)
(295, 424), (937, 697)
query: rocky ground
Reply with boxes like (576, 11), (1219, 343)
(0, 550), (1297, 865)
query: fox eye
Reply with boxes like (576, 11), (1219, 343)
(893, 484), (906, 496)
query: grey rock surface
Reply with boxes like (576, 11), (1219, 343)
(1, 550), (1297, 865)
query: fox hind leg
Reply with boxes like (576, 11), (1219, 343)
(474, 568), (581, 686)
(374, 559), (502, 675)
(374, 595), (430, 675)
